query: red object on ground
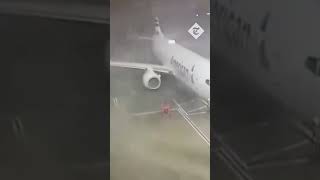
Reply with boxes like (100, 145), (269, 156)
(161, 103), (171, 114)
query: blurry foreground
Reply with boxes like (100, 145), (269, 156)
(110, 106), (209, 180)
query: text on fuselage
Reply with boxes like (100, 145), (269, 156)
(212, 0), (251, 48)
(170, 56), (189, 77)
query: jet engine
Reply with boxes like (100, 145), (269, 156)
(142, 68), (161, 90)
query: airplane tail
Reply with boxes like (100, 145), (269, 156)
(154, 16), (164, 37)
(126, 16), (163, 41)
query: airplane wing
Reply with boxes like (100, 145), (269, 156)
(110, 61), (173, 74)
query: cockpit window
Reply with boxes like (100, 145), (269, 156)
(205, 79), (210, 86)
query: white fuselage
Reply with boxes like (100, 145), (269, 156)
(212, 0), (320, 119)
(151, 33), (210, 102)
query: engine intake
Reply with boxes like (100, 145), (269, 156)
(142, 68), (161, 89)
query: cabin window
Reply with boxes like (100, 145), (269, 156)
(205, 79), (210, 86)
(305, 56), (320, 76)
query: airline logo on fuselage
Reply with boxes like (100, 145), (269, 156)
(213, 0), (252, 48)
(170, 56), (189, 77)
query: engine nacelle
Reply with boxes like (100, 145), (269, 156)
(142, 68), (161, 90)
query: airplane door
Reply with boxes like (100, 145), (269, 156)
(191, 65), (195, 84)
(190, 65), (199, 91)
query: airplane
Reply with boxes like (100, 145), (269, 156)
(110, 17), (210, 107)
(212, 0), (320, 122)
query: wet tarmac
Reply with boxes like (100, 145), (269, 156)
(213, 57), (320, 180)
(110, 69), (210, 180)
